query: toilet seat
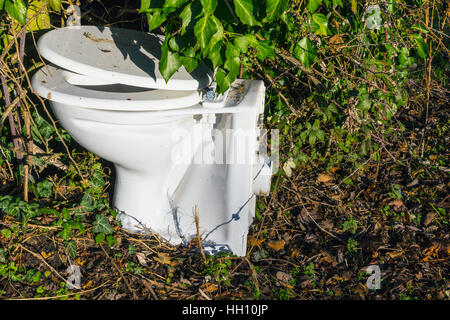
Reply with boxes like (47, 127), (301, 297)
(32, 65), (202, 111)
(37, 25), (213, 91)
(32, 25), (217, 111)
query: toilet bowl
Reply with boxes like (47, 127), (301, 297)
(31, 25), (272, 256)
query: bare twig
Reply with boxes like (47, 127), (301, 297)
(194, 205), (206, 263)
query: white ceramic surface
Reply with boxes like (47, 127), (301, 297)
(37, 26), (213, 91)
(32, 65), (202, 110)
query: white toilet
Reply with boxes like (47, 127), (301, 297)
(31, 25), (272, 256)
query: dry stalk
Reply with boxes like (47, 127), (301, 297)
(194, 205), (206, 263)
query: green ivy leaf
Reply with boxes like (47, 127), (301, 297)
(5, 0), (27, 25)
(306, 0), (322, 13)
(180, 1), (202, 35)
(309, 131), (317, 145)
(254, 40), (275, 60)
(145, 10), (167, 31)
(139, 0), (164, 13)
(27, 1), (51, 31)
(66, 240), (77, 258)
(0, 0), (5, 10)
(200, 0), (217, 16)
(180, 55), (198, 72)
(46, 0), (61, 12)
(207, 40), (224, 69)
(89, 172), (105, 192)
(207, 15), (224, 53)
(224, 42), (240, 80)
(164, 0), (189, 8)
(80, 192), (94, 211)
(92, 215), (114, 235)
(234, 34), (273, 60)
(59, 223), (72, 240)
(294, 37), (317, 69)
(398, 47), (414, 67)
(159, 37), (182, 82)
(316, 130), (325, 142)
(412, 34), (428, 59)
(234, 34), (256, 53)
(140, 0), (150, 12)
(312, 119), (320, 130)
(265, 0), (289, 22)
(106, 235), (117, 246)
(351, 0), (357, 15)
(233, 0), (261, 26)
(179, 3), (192, 34)
(36, 180), (53, 198)
(215, 67), (232, 94)
(194, 15), (214, 50)
(332, 0), (343, 8)
(194, 14), (223, 54)
(95, 233), (105, 244)
(311, 13), (329, 36)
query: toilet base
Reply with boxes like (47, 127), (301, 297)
(113, 81), (267, 256)
(114, 161), (257, 257)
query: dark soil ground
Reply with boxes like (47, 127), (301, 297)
(0, 1), (448, 301)
(1, 94), (448, 300)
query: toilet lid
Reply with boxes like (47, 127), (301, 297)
(37, 26), (213, 91)
(32, 65), (203, 111)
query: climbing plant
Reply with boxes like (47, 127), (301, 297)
(0, 0), (60, 24)
(140, 0), (289, 93)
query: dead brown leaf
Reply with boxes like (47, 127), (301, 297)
(76, 257), (86, 267)
(386, 250), (404, 259)
(424, 212), (437, 226)
(321, 252), (338, 266)
(352, 283), (368, 299)
(330, 166), (340, 173)
(201, 282), (218, 293)
(276, 271), (292, 284)
(317, 173), (334, 184)
(40, 251), (53, 259)
(290, 248), (301, 258)
(154, 252), (171, 265)
(342, 271), (352, 281)
(388, 199), (405, 211)
(248, 235), (266, 246)
(329, 34), (344, 53)
(136, 252), (148, 266)
(423, 243), (440, 261)
(268, 240), (286, 251)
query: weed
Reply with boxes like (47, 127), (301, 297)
(202, 252), (233, 286)
(276, 287), (293, 300)
(346, 238), (359, 254)
(342, 216), (358, 234)
(303, 262), (316, 287)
